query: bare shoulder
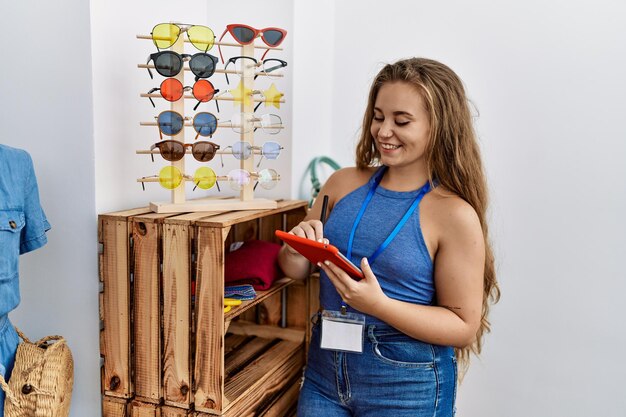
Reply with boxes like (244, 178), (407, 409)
(427, 187), (483, 241)
(304, 166), (376, 223)
(420, 187), (484, 258)
(324, 167), (377, 206)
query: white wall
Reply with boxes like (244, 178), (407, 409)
(92, 0), (294, 213)
(0, 1), (97, 415)
(292, 0), (336, 200)
(322, 1), (626, 416)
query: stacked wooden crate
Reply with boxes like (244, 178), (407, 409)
(99, 201), (317, 416)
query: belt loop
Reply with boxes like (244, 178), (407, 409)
(310, 308), (323, 326)
(367, 324), (376, 341)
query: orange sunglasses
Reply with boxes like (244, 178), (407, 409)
(146, 78), (220, 111)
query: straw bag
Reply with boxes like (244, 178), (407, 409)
(0, 328), (73, 417)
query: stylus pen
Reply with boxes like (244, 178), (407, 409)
(320, 195), (329, 225)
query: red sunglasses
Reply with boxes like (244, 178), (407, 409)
(218, 24), (287, 63)
(146, 78), (220, 111)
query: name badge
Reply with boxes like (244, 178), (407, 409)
(320, 310), (365, 353)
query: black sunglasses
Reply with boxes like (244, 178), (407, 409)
(224, 55), (287, 85)
(146, 51), (219, 81)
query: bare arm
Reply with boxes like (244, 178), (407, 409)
(277, 216), (324, 280)
(278, 168), (372, 280)
(320, 198), (485, 348)
(277, 174), (336, 280)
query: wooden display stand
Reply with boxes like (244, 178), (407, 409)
(136, 30), (285, 213)
(99, 201), (320, 416)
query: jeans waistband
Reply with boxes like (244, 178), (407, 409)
(313, 311), (450, 344)
(366, 323), (455, 358)
(366, 322), (407, 336)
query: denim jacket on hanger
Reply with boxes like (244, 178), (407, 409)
(0, 144), (50, 317)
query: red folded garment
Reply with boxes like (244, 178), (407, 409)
(224, 240), (283, 291)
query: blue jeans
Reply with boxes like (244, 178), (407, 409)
(0, 315), (19, 416)
(298, 320), (457, 416)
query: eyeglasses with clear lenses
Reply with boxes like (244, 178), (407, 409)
(220, 141), (283, 167)
(222, 113), (282, 134)
(226, 168), (280, 191)
(223, 55), (288, 84)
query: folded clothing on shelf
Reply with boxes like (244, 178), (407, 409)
(225, 239), (282, 291)
(224, 284), (257, 300)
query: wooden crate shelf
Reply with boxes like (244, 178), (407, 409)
(227, 321), (305, 344)
(224, 277), (294, 322)
(99, 201), (310, 416)
(221, 333), (303, 416)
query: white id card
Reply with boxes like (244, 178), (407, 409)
(320, 310), (366, 353)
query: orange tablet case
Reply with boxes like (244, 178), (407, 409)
(275, 230), (364, 280)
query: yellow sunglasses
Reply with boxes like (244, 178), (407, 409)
(140, 166), (217, 191)
(139, 167), (280, 192)
(151, 23), (215, 52)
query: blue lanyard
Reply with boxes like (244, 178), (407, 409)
(346, 166), (432, 266)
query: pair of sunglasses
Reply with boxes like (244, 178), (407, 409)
(220, 141), (283, 168)
(142, 166), (279, 191)
(222, 113), (282, 134)
(224, 56), (287, 84)
(151, 23), (215, 51)
(150, 140), (220, 163)
(218, 24), (287, 63)
(141, 166), (218, 191)
(216, 83), (283, 112)
(146, 51), (219, 81)
(227, 168), (280, 191)
(146, 78), (219, 111)
(155, 111), (217, 139)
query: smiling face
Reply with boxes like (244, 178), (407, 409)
(371, 81), (431, 171)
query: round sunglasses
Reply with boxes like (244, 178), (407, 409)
(146, 51), (219, 81)
(140, 167), (279, 191)
(226, 168), (280, 191)
(220, 141), (283, 168)
(223, 113), (282, 134)
(150, 140), (220, 163)
(151, 23), (215, 52)
(141, 166), (217, 191)
(146, 78), (219, 111)
(155, 111), (218, 139)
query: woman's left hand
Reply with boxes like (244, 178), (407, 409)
(319, 257), (388, 316)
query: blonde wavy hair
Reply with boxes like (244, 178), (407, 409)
(356, 57), (500, 373)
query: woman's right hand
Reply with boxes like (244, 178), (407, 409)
(286, 220), (328, 254)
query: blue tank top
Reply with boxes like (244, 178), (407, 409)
(320, 167), (435, 325)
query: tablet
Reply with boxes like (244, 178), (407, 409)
(275, 230), (364, 280)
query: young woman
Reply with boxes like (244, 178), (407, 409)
(278, 57), (499, 416)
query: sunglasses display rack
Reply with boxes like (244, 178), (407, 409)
(101, 24), (303, 417)
(136, 25), (287, 213)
